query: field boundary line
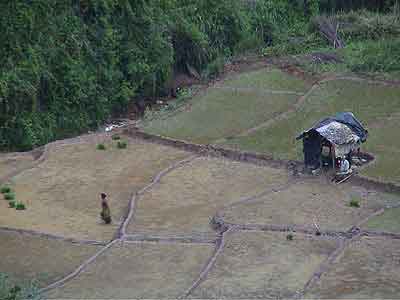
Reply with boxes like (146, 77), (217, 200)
(124, 127), (400, 195)
(178, 227), (236, 299)
(124, 127), (296, 170)
(222, 77), (330, 140)
(217, 180), (296, 216)
(293, 233), (361, 299)
(118, 155), (199, 237)
(123, 233), (217, 245)
(213, 85), (304, 96)
(39, 239), (120, 294)
(0, 226), (107, 246)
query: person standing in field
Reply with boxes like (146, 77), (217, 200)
(100, 193), (112, 224)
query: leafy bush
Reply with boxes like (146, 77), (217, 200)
(111, 134), (121, 141)
(286, 233), (294, 241)
(202, 57), (226, 80)
(0, 273), (41, 300)
(4, 193), (15, 201)
(336, 10), (400, 42)
(117, 141), (127, 149)
(15, 202), (26, 210)
(96, 143), (106, 151)
(8, 201), (16, 208)
(344, 39), (400, 73)
(349, 198), (360, 208)
(0, 186), (11, 194)
(0, 1), (312, 151)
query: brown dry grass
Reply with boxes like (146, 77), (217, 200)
(306, 236), (400, 298)
(0, 154), (36, 183)
(46, 241), (213, 299)
(190, 231), (337, 299)
(0, 230), (100, 287)
(129, 157), (288, 235)
(0, 135), (189, 241)
(223, 177), (400, 232)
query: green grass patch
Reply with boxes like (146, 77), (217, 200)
(15, 202), (26, 211)
(143, 89), (298, 144)
(140, 68), (309, 144)
(111, 134), (121, 140)
(222, 79), (400, 184)
(117, 141), (128, 149)
(365, 207), (400, 233)
(96, 143), (106, 150)
(4, 193), (15, 201)
(349, 198), (361, 208)
(1, 186), (11, 194)
(222, 68), (311, 93)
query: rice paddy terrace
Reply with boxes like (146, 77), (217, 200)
(1, 64), (400, 298)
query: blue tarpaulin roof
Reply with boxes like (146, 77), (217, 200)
(296, 112), (368, 143)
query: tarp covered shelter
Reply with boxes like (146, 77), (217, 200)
(296, 112), (368, 169)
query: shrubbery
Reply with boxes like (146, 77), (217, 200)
(4, 193), (15, 201)
(0, 0), (310, 151)
(0, 273), (40, 300)
(0, 186), (11, 194)
(349, 198), (361, 208)
(117, 141), (127, 149)
(1, 1), (397, 151)
(96, 143), (106, 151)
(344, 39), (400, 73)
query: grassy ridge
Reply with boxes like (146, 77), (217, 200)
(141, 68), (309, 144)
(222, 79), (400, 183)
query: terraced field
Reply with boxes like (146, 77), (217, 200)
(221, 78), (400, 184)
(0, 135), (189, 241)
(141, 68), (310, 144)
(2, 65), (400, 299)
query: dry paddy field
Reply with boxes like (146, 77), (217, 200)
(222, 177), (400, 232)
(0, 135), (189, 241)
(0, 230), (101, 288)
(190, 231), (338, 299)
(129, 156), (288, 236)
(1, 131), (400, 298)
(0, 152), (37, 183)
(306, 236), (400, 299)
(46, 241), (213, 299)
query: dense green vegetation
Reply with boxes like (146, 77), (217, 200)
(0, 273), (40, 300)
(1, 1), (399, 151)
(0, 0), (312, 151)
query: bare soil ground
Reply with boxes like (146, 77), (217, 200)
(0, 135), (189, 241)
(129, 156), (288, 235)
(0, 230), (100, 287)
(0, 153), (36, 183)
(222, 177), (400, 232)
(190, 231), (337, 299)
(46, 241), (213, 299)
(306, 236), (400, 299)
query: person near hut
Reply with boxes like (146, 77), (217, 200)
(100, 193), (112, 224)
(338, 157), (352, 175)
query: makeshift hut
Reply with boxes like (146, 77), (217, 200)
(296, 112), (368, 170)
